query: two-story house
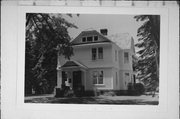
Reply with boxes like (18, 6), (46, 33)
(56, 29), (136, 94)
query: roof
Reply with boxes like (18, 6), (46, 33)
(61, 60), (88, 69)
(71, 30), (111, 45)
(107, 33), (133, 49)
(71, 30), (133, 49)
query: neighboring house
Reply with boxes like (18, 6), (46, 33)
(56, 29), (136, 93)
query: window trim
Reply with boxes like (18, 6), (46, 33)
(91, 47), (103, 61)
(92, 48), (97, 60)
(124, 52), (129, 63)
(115, 50), (117, 61)
(116, 72), (118, 87)
(98, 47), (103, 59)
(92, 70), (104, 85)
(87, 36), (93, 42)
(81, 35), (99, 43)
(93, 35), (98, 41)
(82, 37), (86, 42)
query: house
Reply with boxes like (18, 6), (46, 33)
(56, 29), (136, 95)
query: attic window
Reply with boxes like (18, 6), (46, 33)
(82, 37), (86, 42)
(94, 36), (98, 41)
(87, 36), (93, 42)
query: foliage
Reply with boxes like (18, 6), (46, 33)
(134, 15), (160, 92)
(25, 13), (77, 95)
(103, 91), (116, 96)
(134, 83), (145, 95)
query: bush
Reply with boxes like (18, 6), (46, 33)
(83, 91), (95, 97)
(134, 83), (145, 95)
(127, 83), (136, 95)
(103, 91), (116, 96)
(74, 85), (85, 97)
(55, 88), (64, 97)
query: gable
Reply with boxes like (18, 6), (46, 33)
(107, 33), (133, 50)
(71, 30), (111, 45)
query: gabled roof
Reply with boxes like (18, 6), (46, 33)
(71, 30), (111, 45)
(61, 60), (88, 69)
(71, 30), (134, 50)
(107, 33), (133, 49)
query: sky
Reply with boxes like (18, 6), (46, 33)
(62, 14), (144, 48)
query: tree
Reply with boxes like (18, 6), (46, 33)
(134, 15), (160, 94)
(25, 13), (77, 95)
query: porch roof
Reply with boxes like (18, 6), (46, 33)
(61, 60), (88, 69)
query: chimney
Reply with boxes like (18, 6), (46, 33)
(100, 29), (108, 36)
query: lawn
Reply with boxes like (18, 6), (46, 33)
(25, 95), (158, 105)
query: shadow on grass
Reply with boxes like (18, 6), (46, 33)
(25, 96), (158, 105)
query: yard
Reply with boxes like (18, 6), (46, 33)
(25, 94), (158, 105)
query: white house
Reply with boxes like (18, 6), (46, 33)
(56, 29), (136, 93)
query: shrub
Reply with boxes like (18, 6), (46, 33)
(74, 85), (85, 97)
(55, 88), (64, 97)
(83, 91), (95, 97)
(134, 83), (145, 95)
(127, 83), (136, 95)
(103, 91), (116, 96)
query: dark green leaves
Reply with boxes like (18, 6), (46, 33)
(25, 13), (77, 94)
(134, 15), (160, 93)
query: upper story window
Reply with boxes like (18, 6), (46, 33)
(116, 72), (118, 86)
(115, 50), (117, 61)
(93, 71), (103, 84)
(124, 52), (129, 63)
(92, 48), (97, 60)
(82, 37), (86, 42)
(92, 47), (103, 60)
(87, 36), (93, 42)
(98, 47), (103, 59)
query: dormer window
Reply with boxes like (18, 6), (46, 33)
(82, 37), (86, 42)
(81, 36), (98, 43)
(87, 36), (93, 42)
(94, 36), (98, 41)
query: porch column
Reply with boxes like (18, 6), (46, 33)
(57, 69), (62, 88)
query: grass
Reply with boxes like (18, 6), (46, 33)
(25, 95), (159, 105)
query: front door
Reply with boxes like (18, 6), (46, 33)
(73, 71), (82, 89)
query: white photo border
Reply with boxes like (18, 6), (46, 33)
(11, 6), (178, 119)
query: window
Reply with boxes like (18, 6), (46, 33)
(116, 72), (118, 86)
(92, 47), (103, 60)
(115, 50), (117, 61)
(92, 48), (97, 60)
(82, 37), (86, 42)
(93, 71), (98, 84)
(125, 73), (130, 82)
(94, 36), (98, 41)
(87, 36), (93, 42)
(124, 52), (129, 63)
(93, 71), (104, 84)
(125, 73), (129, 77)
(98, 71), (103, 84)
(98, 47), (103, 59)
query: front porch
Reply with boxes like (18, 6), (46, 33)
(56, 60), (88, 97)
